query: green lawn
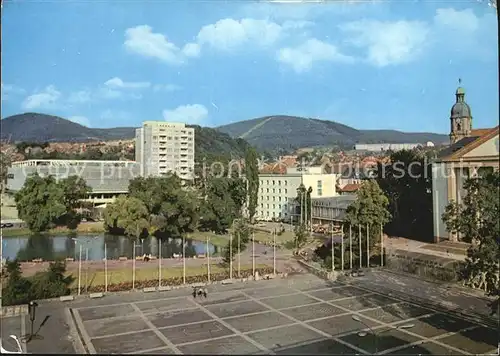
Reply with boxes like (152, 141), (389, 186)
(70, 263), (270, 287)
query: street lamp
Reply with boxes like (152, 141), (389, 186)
(351, 315), (415, 353)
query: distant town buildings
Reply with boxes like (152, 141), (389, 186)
(354, 142), (432, 152)
(432, 85), (499, 242)
(135, 121), (195, 180)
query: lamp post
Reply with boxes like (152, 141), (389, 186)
(351, 315), (414, 353)
(229, 233), (233, 280)
(158, 239), (162, 288)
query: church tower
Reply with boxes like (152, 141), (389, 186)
(449, 80), (472, 144)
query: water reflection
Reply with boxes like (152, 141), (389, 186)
(2, 234), (217, 262)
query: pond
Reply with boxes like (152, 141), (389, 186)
(1, 234), (218, 262)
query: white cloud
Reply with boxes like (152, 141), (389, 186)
(21, 85), (61, 110)
(68, 90), (92, 104)
(152, 84), (181, 92)
(162, 104), (208, 124)
(434, 8), (479, 32)
(1, 83), (25, 101)
(182, 43), (201, 58)
(340, 20), (430, 67)
(68, 115), (91, 127)
(124, 25), (188, 64)
(277, 38), (354, 73)
(104, 77), (151, 89)
(197, 18), (283, 51)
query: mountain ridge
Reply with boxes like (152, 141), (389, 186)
(1, 113), (449, 153)
(216, 115), (448, 152)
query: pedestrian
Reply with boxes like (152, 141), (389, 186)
(203, 288), (207, 298)
(192, 288), (197, 298)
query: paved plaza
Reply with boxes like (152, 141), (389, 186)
(1, 272), (498, 354)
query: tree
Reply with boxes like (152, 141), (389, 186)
(245, 147), (259, 223)
(104, 196), (150, 238)
(442, 171), (499, 315)
(223, 218), (251, 263)
(15, 174), (67, 232)
(15, 173), (91, 232)
(199, 177), (246, 234)
(1, 259), (32, 306)
(342, 180), (391, 266)
(376, 149), (433, 240)
(294, 223), (308, 252)
(295, 184), (312, 225)
(127, 175), (198, 237)
(30, 260), (74, 299)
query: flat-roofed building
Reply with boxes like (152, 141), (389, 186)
(257, 166), (340, 222)
(135, 121), (195, 180)
(6, 159), (140, 206)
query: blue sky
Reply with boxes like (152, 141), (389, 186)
(1, 0), (498, 134)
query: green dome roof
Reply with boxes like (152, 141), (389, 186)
(451, 101), (471, 119)
(456, 87), (466, 95)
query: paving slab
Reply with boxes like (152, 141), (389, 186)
(259, 293), (319, 309)
(330, 294), (400, 311)
(393, 313), (477, 338)
(84, 315), (150, 338)
(438, 326), (498, 355)
(339, 327), (424, 354)
(386, 341), (462, 355)
(287, 281), (329, 292)
(78, 304), (136, 321)
(308, 287), (370, 301)
(360, 303), (432, 324)
(275, 338), (360, 355)
(91, 330), (165, 354)
(247, 324), (323, 350)
(160, 320), (234, 345)
(195, 291), (249, 306)
(244, 286), (296, 298)
(205, 300), (269, 318)
(224, 311), (295, 333)
(148, 308), (212, 328)
(134, 297), (195, 314)
(178, 335), (262, 354)
(138, 347), (174, 354)
(307, 313), (381, 336)
(280, 303), (345, 322)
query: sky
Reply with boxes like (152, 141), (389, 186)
(1, 0), (499, 134)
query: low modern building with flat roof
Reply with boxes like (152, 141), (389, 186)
(6, 159), (141, 206)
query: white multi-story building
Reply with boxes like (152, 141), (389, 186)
(135, 121), (195, 180)
(256, 166), (339, 222)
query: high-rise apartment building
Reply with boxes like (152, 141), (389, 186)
(135, 121), (195, 180)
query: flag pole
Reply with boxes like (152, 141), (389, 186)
(78, 244), (82, 295)
(182, 235), (186, 284)
(359, 225), (362, 269)
(229, 233), (233, 280)
(380, 223), (384, 267)
(104, 243), (108, 293)
(252, 231), (255, 278)
(207, 236), (211, 283)
(366, 223), (370, 268)
(341, 224), (344, 271)
(331, 224), (334, 272)
(158, 239), (162, 288)
(349, 224), (352, 270)
(132, 242), (136, 290)
(238, 231), (241, 278)
(273, 228), (277, 274)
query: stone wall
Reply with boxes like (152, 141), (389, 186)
(385, 249), (460, 283)
(297, 259), (336, 281)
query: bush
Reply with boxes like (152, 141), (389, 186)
(1, 259), (74, 306)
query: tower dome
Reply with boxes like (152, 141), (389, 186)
(450, 86), (472, 119)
